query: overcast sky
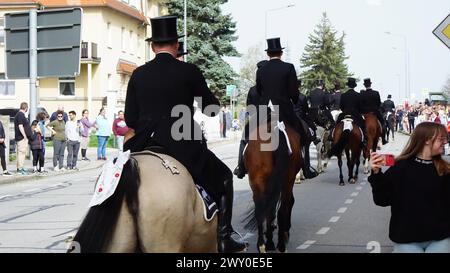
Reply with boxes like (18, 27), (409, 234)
(221, 0), (450, 103)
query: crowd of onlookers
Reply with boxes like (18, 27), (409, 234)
(0, 102), (129, 176)
(394, 101), (450, 135)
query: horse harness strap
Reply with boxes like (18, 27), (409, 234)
(275, 121), (293, 155)
(131, 150), (180, 175)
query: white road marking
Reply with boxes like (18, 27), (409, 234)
(356, 186), (363, 190)
(361, 182), (367, 185)
(297, 240), (316, 250)
(316, 227), (330, 235)
(351, 192), (359, 197)
(345, 199), (354, 204)
(0, 195), (12, 199)
(24, 188), (39, 193)
(337, 207), (347, 213)
(329, 216), (340, 223)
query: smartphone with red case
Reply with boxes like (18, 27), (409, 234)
(382, 154), (395, 166)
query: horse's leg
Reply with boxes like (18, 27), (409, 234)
(316, 140), (323, 173)
(346, 148), (355, 184)
(338, 154), (344, 186)
(265, 206), (277, 251)
(354, 149), (360, 182)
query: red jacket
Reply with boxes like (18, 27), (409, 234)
(112, 118), (129, 136)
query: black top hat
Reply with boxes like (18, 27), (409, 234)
(363, 78), (372, 86)
(347, 77), (357, 88)
(265, 38), (285, 53)
(334, 81), (341, 90)
(177, 41), (187, 57)
(146, 15), (184, 42)
(387, 94), (392, 99)
(257, 60), (268, 68)
(315, 79), (324, 86)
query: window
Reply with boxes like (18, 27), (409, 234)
(59, 77), (75, 96)
(0, 73), (15, 96)
(0, 17), (5, 44)
(121, 27), (126, 52)
(137, 34), (141, 58)
(107, 22), (112, 48)
(129, 30), (134, 55)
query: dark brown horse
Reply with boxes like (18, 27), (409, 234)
(328, 116), (363, 186)
(243, 118), (302, 253)
(362, 113), (382, 174)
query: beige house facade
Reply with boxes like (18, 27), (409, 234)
(0, 0), (168, 123)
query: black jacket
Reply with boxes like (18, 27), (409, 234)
(360, 88), (382, 113)
(339, 89), (362, 113)
(246, 86), (260, 117)
(331, 91), (342, 111)
(256, 58), (298, 124)
(294, 92), (309, 119)
(382, 99), (396, 113)
(309, 88), (326, 109)
(369, 158), (450, 243)
(124, 53), (221, 183)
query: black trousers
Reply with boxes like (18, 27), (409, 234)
(0, 145), (6, 171)
(32, 149), (45, 168)
(409, 118), (415, 133)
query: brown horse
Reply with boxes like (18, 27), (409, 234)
(362, 113), (382, 174)
(328, 116), (363, 186)
(243, 118), (302, 253)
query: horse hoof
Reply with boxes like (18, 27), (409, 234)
(277, 244), (286, 253)
(339, 182), (345, 186)
(258, 244), (266, 253)
(349, 178), (356, 184)
(295, 175), (302, 184)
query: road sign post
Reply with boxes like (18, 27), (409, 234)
(5, 8), (82, 120)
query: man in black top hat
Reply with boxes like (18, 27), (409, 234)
(233, 60), (266, 179)
(125, 15), (246, 253)
(382, 94), (396, 114)
(360, 78), (387, 145)
(330, 82), (342, 111)
(256, 37), (316, 179)
(336, 78), (365, 135)
(308, 79), (335, 127)
(294, 79), (319, 178)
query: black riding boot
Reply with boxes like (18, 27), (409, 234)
(218, 179), (248, 253)
(233, 140), (247, 179)
(301, 146), (318, 179)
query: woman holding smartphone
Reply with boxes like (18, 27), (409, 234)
(369, 122), (450, 253)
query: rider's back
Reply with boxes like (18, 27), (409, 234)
(360, 89), (381, 113)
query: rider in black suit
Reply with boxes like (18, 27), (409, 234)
(360, 78), (387, 145)
(336, 78), (365, 135)
(124, 15), (246, 253)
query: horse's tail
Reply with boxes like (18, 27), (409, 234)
(328, 128), (350, 158)
(69, 157), (140, 253)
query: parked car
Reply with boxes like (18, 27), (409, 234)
(0, 107), (49, 153)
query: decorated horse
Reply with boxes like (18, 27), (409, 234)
(362, 113), (383, 174)
(385, 110), (395, 142)
(328, 116), (363, 186)
(243, 114), (302, 253)
(68, 146), (218, 253)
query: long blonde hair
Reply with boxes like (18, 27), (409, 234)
(397, 122), (450, 176)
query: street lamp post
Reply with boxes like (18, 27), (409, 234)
(385, 31), (409, 99)
(265, 4), (295, 38)
(184, 0), (187, 61)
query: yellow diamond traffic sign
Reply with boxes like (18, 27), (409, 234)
(433, 13), (450, 49)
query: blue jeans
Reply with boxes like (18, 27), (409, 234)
(393, 237), (450, 253)
(97, 136), (109, 159)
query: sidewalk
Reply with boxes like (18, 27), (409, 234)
(0, 130), (241, 185)
(0, 147), (117, 185)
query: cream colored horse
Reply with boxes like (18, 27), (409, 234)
(70, 151), (217, 253)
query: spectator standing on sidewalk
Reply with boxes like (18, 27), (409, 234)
(47, 110), (66, 171)
(112, 110), (129, 152)
(65, 111), (81, 170)
(36, 112), (49, 156)
(369, 122), (450, 253)
(29, 120), (46, 174)
(50, 105), (68, 122)
(0, 119), (12, 176)
(96, 108), (110, 160)
(14, 102), (32, 175)
(79, 109), (96, 161)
